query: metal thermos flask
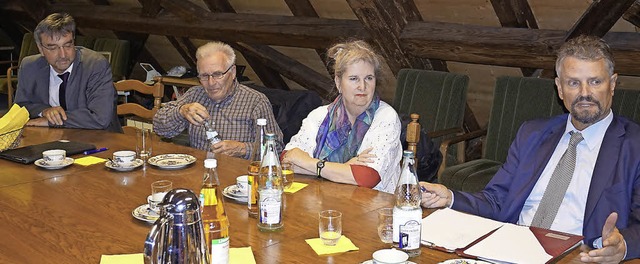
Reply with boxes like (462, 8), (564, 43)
(144, 188), (209, 264)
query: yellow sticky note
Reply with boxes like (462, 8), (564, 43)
(305, 235), (359, 255)
(284, 182), (308, 193)
(230, 247), (256, 264)
(74, 156), (108, 166)
(100, 253), (144, 264)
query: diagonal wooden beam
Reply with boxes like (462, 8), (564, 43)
(566, 0), (635, 39)
(283, 0), (332, 76)
(201, 0), (290, 90)
(346, 0), (444, 75)
(623, 0), (640, 28)
(232, 42), (333, 98)
(10, 0), (48, 22)
(138, 0), (162, 18)
(166, 36), (197, 69)
(490, 0), (538, 77)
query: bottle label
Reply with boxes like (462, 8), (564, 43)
(201, 188), (218, 206)
(210, 237), (229, 264)
(392, 208), (421, 250)
(259, 190), (282, 224)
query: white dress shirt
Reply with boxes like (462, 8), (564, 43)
(48, 63), (74, 107)
(518, 111), (613, 235)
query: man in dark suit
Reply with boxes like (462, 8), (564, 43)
(14, 13), (120, 132)
(421, 35), (639, 263)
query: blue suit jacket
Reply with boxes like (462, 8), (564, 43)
(452, 114), (640, 259)
(14, 47), (121, 132)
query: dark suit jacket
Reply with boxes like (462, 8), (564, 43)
(14, 47), (121, 132)
(452, 114), (640, 260)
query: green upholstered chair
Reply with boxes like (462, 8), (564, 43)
(612, 88), (640, 125)
(438, 76), (565, 192)
(92, 38), (130, 81)
(393, 69), (470, 176)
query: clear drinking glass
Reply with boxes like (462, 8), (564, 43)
(319, 210), (342, 246)
(281, 161), (294, 189)
(377, 208), (394, 243)
(148, 180), (172, 212)
(136, 128), (153, 161)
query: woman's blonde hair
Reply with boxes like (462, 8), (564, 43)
(327, 40), (382, 79)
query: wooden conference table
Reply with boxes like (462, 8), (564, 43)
(0, 127), (592, 263)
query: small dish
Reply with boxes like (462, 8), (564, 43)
(438, 259), (491, 264)
(105, 158), (144, 171)
(34, 157), (74, 170)
(223, 185), (248, 204)
(132, 204), (160, 223)
(147, 154), (196, 169)
(360, 260), (417, 264)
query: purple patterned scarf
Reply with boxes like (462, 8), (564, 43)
(313, 94), (380, 163)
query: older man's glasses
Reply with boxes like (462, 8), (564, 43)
(198, 64), (235, 82)
(41, 42), (75, 52)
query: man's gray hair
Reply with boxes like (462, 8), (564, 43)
(196, 41), (236, 68)
(555, 35), (615, 76)
(34, 13), (76, 46)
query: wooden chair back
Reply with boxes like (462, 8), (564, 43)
(114, 79), (163, 134)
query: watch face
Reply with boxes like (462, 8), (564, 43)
(317, 160), (325, 168)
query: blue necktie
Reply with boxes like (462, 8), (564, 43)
(58, 72), (70, 110)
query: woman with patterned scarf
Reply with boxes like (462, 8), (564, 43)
(282, 40), (402, 193)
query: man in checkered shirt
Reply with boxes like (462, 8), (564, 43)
(153, 41), (283, 159)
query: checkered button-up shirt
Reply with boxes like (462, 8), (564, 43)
(153, 83), (283, 159)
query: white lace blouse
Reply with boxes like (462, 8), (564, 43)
(285, 101), (402, 193)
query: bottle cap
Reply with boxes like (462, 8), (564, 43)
(402, 150), (415, 158)
(204, 159), (217, 168)
(265, 133), (276, 140)
(257, 118), (267, 126)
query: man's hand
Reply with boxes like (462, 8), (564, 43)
(420, 182), (453, 208)
(579, 212), (626, 263)
(179, 103), (210, 126)
(211, 140), (246, 157)
(26, 117), (50, 127)
(41, 106), (67, 125)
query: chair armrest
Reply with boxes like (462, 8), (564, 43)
(427, 127), (464, 139)
(6, 65), (18, 106)
(436, 129), (487, 178)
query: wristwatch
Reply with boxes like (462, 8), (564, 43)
(316, 159), (326, 178)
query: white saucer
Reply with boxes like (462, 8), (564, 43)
(105, 159), (144, 171)
(361, 260), (417, 264)
(34, 157), (74, 170)
(132, 204), (160, 223)
(438, 259), (491, 264)
(223, 185), (248, 203)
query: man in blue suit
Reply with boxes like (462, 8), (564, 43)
(421, 35), (639, 263)
(14, 13), (121, 132)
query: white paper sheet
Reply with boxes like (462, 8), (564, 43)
(464, 223), (552, 264)
(421, 208), (504, 251)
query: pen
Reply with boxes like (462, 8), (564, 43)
(84, 147), (108, 155)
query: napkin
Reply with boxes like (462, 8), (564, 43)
(100, 253), (143, 264)
(230, 247), (256, 264)
(74, 156), (108, 166)
(305, 235), (359, 255)
(0, 104), (29, 150)
(284, 182), (308, 193)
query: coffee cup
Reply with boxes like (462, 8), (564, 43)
(113, 150), (136, 166)
(372, 248), (408, 264)
(236, 175), (249, 195)
(42, 149), (66, 166)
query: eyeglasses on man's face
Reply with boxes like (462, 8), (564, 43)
(41, 41), (75, 52)
(198, 64), (235, 81)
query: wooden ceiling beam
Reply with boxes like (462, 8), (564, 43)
(202, 0), (290, 91)
(232, 43), (333, 98)
(166, 36), (197, 69)
(138, 0), (162, 18)
(9, 0), (48, 22)
(49, 4), (369, 50)
(490, 0), (538, 77)
(623, 0), (640, 28)
(566, 0), (635, 39)
(284, 0), (332, 76)
(347, 0), (444, 74)
(401, 22), (640, 76)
